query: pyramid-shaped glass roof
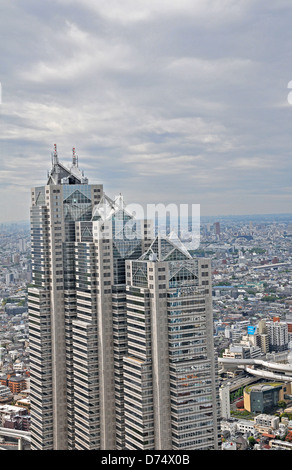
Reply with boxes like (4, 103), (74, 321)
(140, 232), (192, 262)
(92, 193), (142, 259)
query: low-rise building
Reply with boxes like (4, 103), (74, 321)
(269, 439), (292, 450)
(244, 383), (283, 413)
(0, 404), (30, 430)
(254, 414), (280, 435)
(0, 373), (27, 395)
(0, 384), (12, 403)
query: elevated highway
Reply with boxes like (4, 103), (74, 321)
(219, 357), (292, 382)
(0, 427), (30, 450)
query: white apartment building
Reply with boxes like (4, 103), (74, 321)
(219, 384), (231, 419)
(267, 321), (288, 353)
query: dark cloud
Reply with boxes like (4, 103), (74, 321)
(1, 0), (292, 222)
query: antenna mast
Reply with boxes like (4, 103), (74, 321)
(52, 144), (58, 166)
(72, 147), (78, 167)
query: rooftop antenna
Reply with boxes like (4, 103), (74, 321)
(72, 147), (78, 167)
(52, 143), (59, 166)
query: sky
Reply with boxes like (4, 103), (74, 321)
(1, 0), (292, 223)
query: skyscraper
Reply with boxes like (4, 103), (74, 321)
(28, 146), (103, 449)
(213, 222), (220, 237)
(123, 235), (220, 449)
(28, 147), (220, 450)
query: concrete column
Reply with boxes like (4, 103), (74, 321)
(18, 437), (23, 450)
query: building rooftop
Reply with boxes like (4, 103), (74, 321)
(47, 145), (88, 185)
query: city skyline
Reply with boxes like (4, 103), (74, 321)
(1, 1), (292, 222)
(2, 172), (292, 450)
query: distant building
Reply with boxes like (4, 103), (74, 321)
(0, 374), (27, 395)
(269, 439), (292, 450)
(220, 384), (231, 419)
(244, 383), (283, 413)
(214, 222), (220, 236)
(5, 305), (27, 315)
(255, 321), (270, 353)
(256, 333), (269, 353)
(5, 273), (14, 286)
(223, 345), (252, 360)
(267, 320), (288, 353)
(285, 313), (292, 346)
(0, 384), (13, 403)
(12, 253), (20, 264)
(18, 238), (27, 252)
(222, 440), (237, 450)
(254, 414), (280, 434)
(0, 404), (30, 431)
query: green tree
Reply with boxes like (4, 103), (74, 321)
(248, 436), (256, 448)
(278, 401), (286, 409)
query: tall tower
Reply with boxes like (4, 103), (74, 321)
(28, 147), (151, 449)
(213, 222), (220, 237)
(28, 147), (219, 450)
(28, 146), (103, 449)
(72, 193), (152, 449)
(123, 234), (220, 449)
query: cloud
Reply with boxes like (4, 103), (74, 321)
(62, 0), (256, 26)
(0, 0), (292, 221)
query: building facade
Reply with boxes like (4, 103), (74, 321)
(267, 320), (288, 353)
(123, 236), (220, 449)
(28, 147), (220, 450)
(244, 383), (283, 414)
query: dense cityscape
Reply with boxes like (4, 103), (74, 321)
(2, 0), (292, 458)
(1, 198), (292, 450)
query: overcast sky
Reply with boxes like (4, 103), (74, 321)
(1, 0), (292, 223)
